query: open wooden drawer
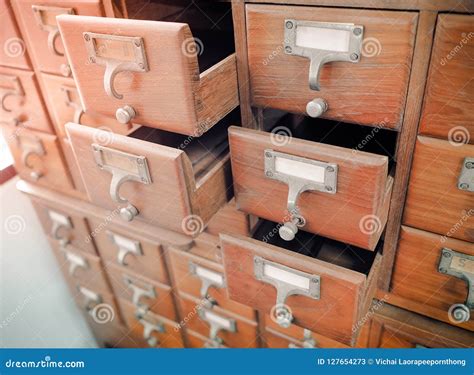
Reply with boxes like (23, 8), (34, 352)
(229, 120), (394, 250)
(221, 219), (383, 346)
(57, 14), (238, 135)
(65, 110), (235, 232)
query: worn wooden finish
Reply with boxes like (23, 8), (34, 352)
(40, 74), (138, 139)
(246, 5), (417, 129)
(57, 15), (238, 136)
(0, 67), (53, 134)
(168, 248), (256, 320)
(403, 136), (474, 242)
(59, 137), (88, 199)
(119, 299), (184, 348)
(420, 15), (474, 144)
(390, 226), (474, 331)
(31, 198), (97, 254)
(2, 124), (74, 192)
(66, 122), (231, 234)
(106, 264), (177, 321)
(0, 0), (31, 69)
(378, 11), (437, 290)
(11, 0), (112, 76)
(185, 329), (228, 348)
(89, 218), (169, 285)
(369, 302), (474, 348)
(48, 238), (111, 295)
(206, 199), (256, 238)
(177, 292), (259, 348)
(229, 126), (391, 250)
(17, 180), (194, 250)
(220, 233), (382, 346)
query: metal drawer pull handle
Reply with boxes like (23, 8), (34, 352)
(20, 137), (45, 181)
(264, 149), (337, 241)
(438, 248), (473, 323)
(77, 285), (102, 312)
(62, 249), (88, 276)
(458, 158), (473, 192)
(92, 144), (152, 222)
(83, 32), (148, 123)
(61, 86), (84, 124)
(284, 20), (363, 116)
(254, 256), (320, 328)
(198, 309), (236, 348)
(189, 262), (225, 302)
(32, 5), (73, 58)
(107, 231), (143, 266)
(136, 312), (165, 347)
(123, 275), (156, 309)
(48, 210), (72, 246)
(288, 329), (317, 349)
(0, 75), (24, 113)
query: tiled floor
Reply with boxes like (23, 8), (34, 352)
(0, 176), (97, 348)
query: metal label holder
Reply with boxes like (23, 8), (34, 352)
(458, 157), (473, 192)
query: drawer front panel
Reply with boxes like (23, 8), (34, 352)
(0, 0), (31, 69)
(0, 67), (53, 134)
(177, 293), (259, 348)
(221, 234), (380, 346)
(420, 15), (474, 143)
(185, 330), (228, 349)
(60, 137), (87, 197)
(31, 199), (97, 254)
(66, 122), (200, 232)
(11, 0), (108, 76)
(89, 219), (169, 284)
(40, 73), (137, 138)
(49, 238), (110, 295)
(246, 4), (417, 129)
(120, 299), (184, 348)
(57, 15), (238, 135)
(169, 249), (256, 320)
(391, 226), (474, 331)
(404, 136), (473, 242)
(106, 264), (177, 321)
(229, 126), (391, 250)
(2, 125), (73, 191)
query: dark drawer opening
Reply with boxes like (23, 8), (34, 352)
(252, 219), (381, 275)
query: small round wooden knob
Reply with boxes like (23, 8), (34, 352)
(306, 98), (328, 118)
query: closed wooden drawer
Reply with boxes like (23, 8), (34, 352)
(89, 219), (169, 284)
(31, 198), (97, 254)
(391, 226), (474, 331)
(185, 329), (228, 349)
(11, 0), (113, 77)
(87, 322), (138, 348)
(0, 67), (53, 134)
(229, 126), (393, 250)
(246, 4), (417, 129)
(57, 15), (238, 135)
(40, 73), (139, 138)
(221, 219), (382, 346)
(403, 136), (473, 242)
(48, 238), (110, 295)
(119, 299), (184, 348)
(168, 248), (256, 321)
(60, 137), (87, 198)
(177, 292), (259, 348)
(0, 0), (31, 69)
(420, 15), (474, 143)
(66, 116), (233, 232)
(369, 303), (474, 348)
(106, 264), (177, 321)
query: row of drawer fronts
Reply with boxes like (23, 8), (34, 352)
(11, 0), (114, 77)
(66, 122), (231, 233)
(420, 14), (474, 143)
(0, 67), (53, 134)
(168, 248), (256, 321)
(220, 233), (382, 346)
(1, 0), (31, 69)
(392, 226), (474, 330)
(403, 136), (473, 243)
(246, 4), (417, 128)
(57, 15), (238, 135)
(229, 126), (392, 250)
